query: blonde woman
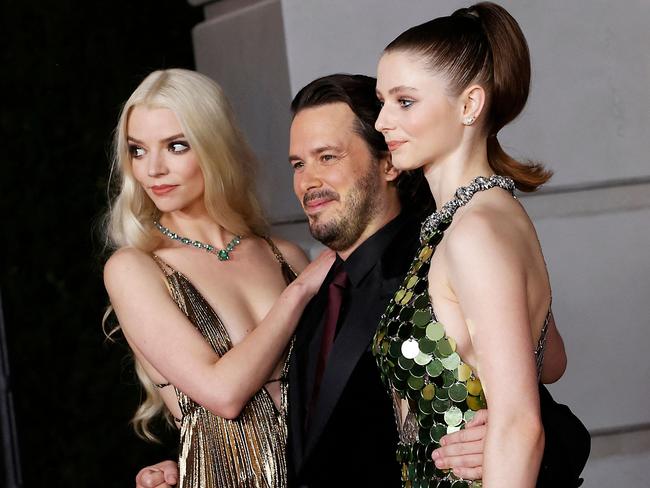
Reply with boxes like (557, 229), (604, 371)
(103, 69), (333, 487)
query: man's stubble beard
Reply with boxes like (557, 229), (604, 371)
(307, 165), (382, 252)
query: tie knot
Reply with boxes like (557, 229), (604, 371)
(330, 266), (349, 289)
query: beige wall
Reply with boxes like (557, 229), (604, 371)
(190, 0), (650, 432)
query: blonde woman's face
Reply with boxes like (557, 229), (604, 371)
(127, 106), (205, 215)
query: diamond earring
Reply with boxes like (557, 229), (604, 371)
(463, 115), (476, 126)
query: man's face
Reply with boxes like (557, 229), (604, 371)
(289, 103), (384, 252)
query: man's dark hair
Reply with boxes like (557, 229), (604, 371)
(291, 74), (435, 219)
(291, 74), (387, 161)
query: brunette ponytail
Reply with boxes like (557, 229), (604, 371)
(385, 2), (552, 192)
(472, 3), (551, 191)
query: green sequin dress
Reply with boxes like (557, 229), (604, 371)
(372, 176), (550, 488)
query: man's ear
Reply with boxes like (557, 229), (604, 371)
(381, 153), (400, 182)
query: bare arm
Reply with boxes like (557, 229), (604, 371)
(433, 311), (566, 479)
(105, 247), (334, 419)
(444, 215), (544, 487)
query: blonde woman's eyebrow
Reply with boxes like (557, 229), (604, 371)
(161, 133), (185, 143)
(126, 136), (144, 144)
(127, 133), (185, 145)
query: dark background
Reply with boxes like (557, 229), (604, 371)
(1, 1), (204, 486)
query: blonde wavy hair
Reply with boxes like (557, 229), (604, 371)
(103, 68), (268, 441)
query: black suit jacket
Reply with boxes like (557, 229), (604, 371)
(288, 214), (418, 487)
(287, 214), (590, 487)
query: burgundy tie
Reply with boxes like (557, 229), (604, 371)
(307, 266), (349, 426)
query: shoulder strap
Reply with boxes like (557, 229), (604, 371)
(150, 254), (180, 299)
(535, 300), (553, 378)
(151, 254), (175, 277)
(262, 236), (298, 284)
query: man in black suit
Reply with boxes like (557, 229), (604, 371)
(286, 74), (429, 487)
(135, 74), (589, 488)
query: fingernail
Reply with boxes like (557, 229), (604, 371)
(439, 437), (446, 446)
(435, 459), (446, 468)
(431, 450), (440, 460)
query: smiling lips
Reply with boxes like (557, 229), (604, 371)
(151, 184), (178, 196)
(386, 140), (406, 151)
(305, 197), (333, 213)
(303, 191), (339, 214)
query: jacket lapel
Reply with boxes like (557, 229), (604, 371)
(288, 291), (326, 468)
(294, 217), (420, 471)
(301, 300), (373, 458)
(302, 266), (405, 460)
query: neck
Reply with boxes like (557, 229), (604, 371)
(338, 194), (401, 261)
(424, 137), (493, 206)
(158, 205), (232, 249)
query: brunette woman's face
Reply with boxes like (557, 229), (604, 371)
(375, 51), (464, 171)
(127, 106), (205, 215)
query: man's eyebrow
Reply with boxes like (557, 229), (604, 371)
(311, 144), (342, 154)
(288, 144), (343, 162)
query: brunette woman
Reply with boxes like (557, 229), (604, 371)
(373, 3), (570, 487)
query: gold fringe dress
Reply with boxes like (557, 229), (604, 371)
(151, 240), (295, 488)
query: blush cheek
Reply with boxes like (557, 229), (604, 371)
(191, 174), (206, 201)
(186, 158), (205, 195)
(133, 173), (149, 193)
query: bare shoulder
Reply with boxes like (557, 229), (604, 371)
(445, 193), (528, 266)
(103, 247), (161, 292)
(268, 237), (310, 273)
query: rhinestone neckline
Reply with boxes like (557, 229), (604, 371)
(420, 175), (515, 243)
